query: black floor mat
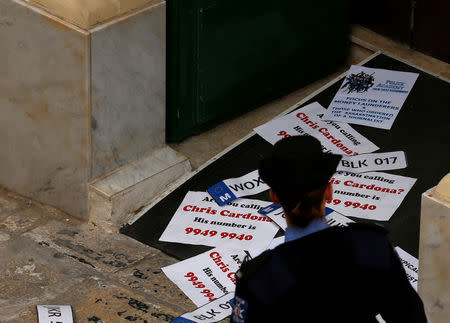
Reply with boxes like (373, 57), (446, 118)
(121, 53), (450, 261)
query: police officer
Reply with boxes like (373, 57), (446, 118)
(231, 136), (427, 323)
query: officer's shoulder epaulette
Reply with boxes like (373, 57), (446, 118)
(236, 250), (272, 281)
(347, 222), (388, 234)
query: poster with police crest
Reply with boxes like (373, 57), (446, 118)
(324, 66), (419, 129)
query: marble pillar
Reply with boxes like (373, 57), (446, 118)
(0, 0), (90, 219)
(0, 0), (187, 224)
(419, 173), (450, 322)
(29, 0), (161, 29)
(90, 3), (166, 178)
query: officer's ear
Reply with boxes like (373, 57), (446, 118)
(269, 189), (281, 204)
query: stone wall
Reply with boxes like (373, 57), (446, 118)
(0, 0), (175, 222)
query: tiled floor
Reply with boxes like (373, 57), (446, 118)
(0, 25), (448, 322)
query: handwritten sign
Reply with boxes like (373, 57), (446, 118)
(37, 305), (73, 323)
(159, 192), (278, 250)
(254, 102), (379, 155)
(208, 170), (269, 206)
(337, 151), (407, 173)
(163, 248), (247, 306)
(324, 66), (419, 129)
(328, 171), (417, 221)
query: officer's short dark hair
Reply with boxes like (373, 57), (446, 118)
(259, 136), (340, 226)
(284, 184), (328, 227)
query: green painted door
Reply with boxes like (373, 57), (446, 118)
(167, 0), (350, 141)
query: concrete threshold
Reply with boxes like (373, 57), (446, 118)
(89, 146), (191, 232)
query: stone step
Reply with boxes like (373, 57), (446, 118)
(89, 146), (191, 232)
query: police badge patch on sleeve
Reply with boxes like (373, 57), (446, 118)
(231, 295), (248, 323)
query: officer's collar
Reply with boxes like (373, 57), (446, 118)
(284, 217), (329, 243)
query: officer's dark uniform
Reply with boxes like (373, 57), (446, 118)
(231, 223), (426, 322)
(231, 136), (427, 322)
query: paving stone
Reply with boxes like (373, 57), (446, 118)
(0, 195), (21, 215)
(0, 189), (24, 221)
(19, 277), (187, 322)
(0, 187), (82, 235)
(0, 230), (10, 242)
(109, 252), (195, 313)
(25, 221), (158, 273)
(0, 207), (52, 234)
(0, 235), (98, 322)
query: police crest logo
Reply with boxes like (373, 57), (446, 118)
(232, 295), (248, 323)
(341, 71), (375, 94)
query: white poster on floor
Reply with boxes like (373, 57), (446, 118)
(162, 248), (247, 306)
(171, 293), (235, 323)
(254, 102), (379, 156)
(324, 66), (419, 129)
(327, 171), (417, 221)
(207, 170), (269, 206)
(337, 151), (407, 173)
(258, 204), (286, 230)
(37, 305), (73, 323)
(159, 192), (279, 250)
(325, 209), (356, 227)
(395, 246), (419, 291)
(258, 204), (356, 231)
(248, 236), (285, 258)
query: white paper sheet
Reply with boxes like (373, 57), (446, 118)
(327, 171), (417, 221)
(248, 236), (285, 258)
(159, 192), (279, 250)
(395, 246), (419, 291)
(258, 203), (287, 230)
(207, 170), (269, 206)
(337, 151), (407, 173)
(171, 293), (235, 323)
(325, 210), (355, 227)
(254, 102), (379, 155)
(162, 248), (247, 306)
(223, 170), (269, 198)
(259, 204), (355, 231)
(37, 305), (73, 323)
(324, 66), (419, 129)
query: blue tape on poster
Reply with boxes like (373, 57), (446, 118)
(258, 203), (282, 215)
(259, 206), (335, 217)
(207, 181), (237, 206)
(207, 170), (270, 206)
(171, 317), (196, 323)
